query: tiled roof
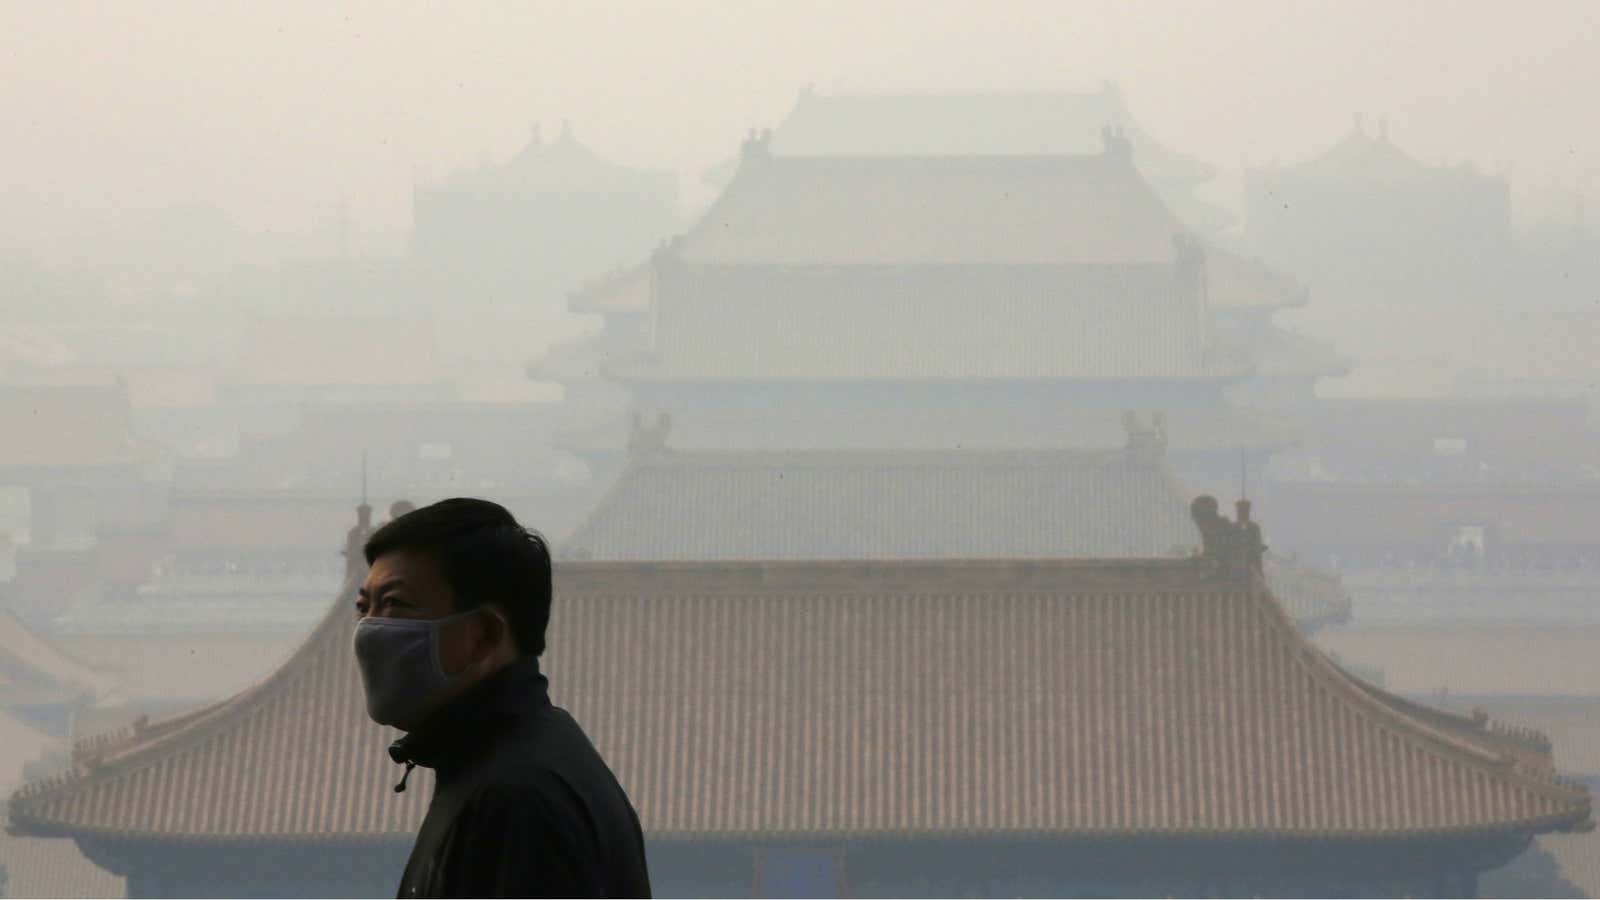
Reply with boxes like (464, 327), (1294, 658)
(10, 557), (1588, 842)
(559, 445), (1347, 627)
(635, 261), (1228, 382)
(679, 154), (1184, 266)
(1257, 127), (1493, 188)
(761, 88), (1216, 185)
(1246, 324), (1352, 379)
(567, 263), (653, 316)
(1206, 249), (1308, 311)
(561, 447), (1196, 562)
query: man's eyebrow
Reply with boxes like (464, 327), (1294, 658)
(356, 578), (407, 599)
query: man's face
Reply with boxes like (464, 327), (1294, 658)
(356, 549), (495, 679)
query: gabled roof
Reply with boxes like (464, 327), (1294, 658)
(749, 86), (1216, 186)
(10, 549), (1588, 843)
(680, 152), (1183, 266)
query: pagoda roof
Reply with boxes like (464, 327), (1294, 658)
(1251, 122), (1501, 189)
(679, 152), (1183, 266)
(422, 122), (674, 195)
(735, 86), (1216, 186)
(9, 541), (1588, 843)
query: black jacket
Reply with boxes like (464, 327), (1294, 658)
(388, 657), (651, 898)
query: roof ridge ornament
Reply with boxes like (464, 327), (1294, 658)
(740, 127), (773, 168)
(1101, 125), (1132, 162)
(1121, 410), (1167, 462)
(1190, 494), (1265, 577)
(628, 411), (673, 462)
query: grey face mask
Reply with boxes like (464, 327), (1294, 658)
(352, 609), (483, 730)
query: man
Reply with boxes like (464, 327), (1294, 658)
(352, 498), (651, 898)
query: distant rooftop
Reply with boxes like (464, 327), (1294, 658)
(745, 85), (1216, 186)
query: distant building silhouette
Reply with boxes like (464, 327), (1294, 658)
(1243, 117), (1513, 305)
(410, 121), (679, 312)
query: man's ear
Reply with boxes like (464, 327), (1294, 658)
(475, 608), (510, 661)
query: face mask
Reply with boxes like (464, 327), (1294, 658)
(352, 609), (485, 729)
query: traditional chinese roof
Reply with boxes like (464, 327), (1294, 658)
(744, 86), (1216, 186)
(682, 151), (1181, 266)
(1246, 325), (1352, 379)
(560, 439), (1346, 626)
(562, 444), (1194, 562)
(1206, 249), (1309, 311)
(10, 541), (1588, 843)
(567, 263), (654, 316)
(422, 122), (674, 194)
(1254, 122), (1499, 189)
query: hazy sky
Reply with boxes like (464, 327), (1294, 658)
(4, 0), (1598, 245)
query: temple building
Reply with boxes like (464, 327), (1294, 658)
(535, 125), (1343, 516)
(1244, 117), (1513, 307)
(409, 121), (680, 315)
(8, 503), (1590, 897)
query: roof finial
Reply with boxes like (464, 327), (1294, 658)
(627, 410), (673, 461)
(1191, 493), (1265, 577)
(740, 127), (772, 167)
(1101, 125), (1132, 161)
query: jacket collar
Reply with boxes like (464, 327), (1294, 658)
(388, 655), (550, 776)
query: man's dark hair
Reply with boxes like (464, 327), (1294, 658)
(364, 498), (552, 656)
